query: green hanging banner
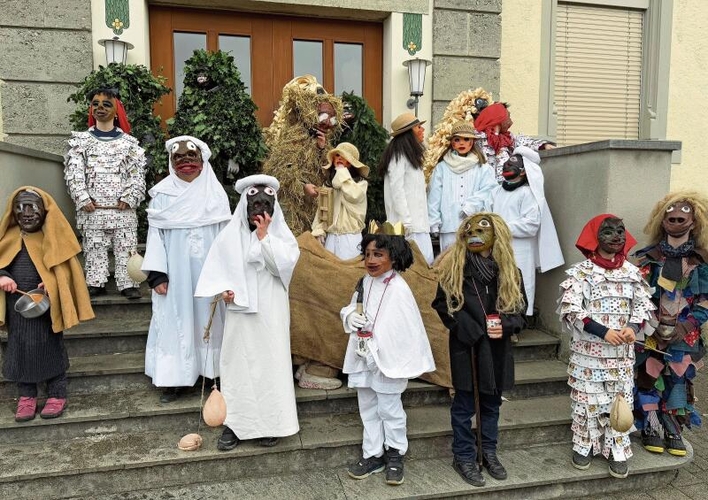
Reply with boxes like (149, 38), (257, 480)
(402, 13), (422, 56)
(105, 0), (130, 36)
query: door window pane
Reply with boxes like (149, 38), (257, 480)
(334, 43), (363, 96)
(174, 32), (207, 100)
(219, 35), (252, 95)
(293, 40), (323, 82)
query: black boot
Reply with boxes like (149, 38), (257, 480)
(159, 387), (182, 403)
(217, 427), (240, 451)
(88, 286), (106, 298)
(121, 287), (142, 300)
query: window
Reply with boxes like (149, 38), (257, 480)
(554, 3), (643, 145)
(219, 35), (252, 94)
(541, 0), (672, 145)
(173, 32), (206, 100)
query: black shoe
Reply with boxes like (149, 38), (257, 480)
(120, 287), (142, 300)
(159, 387), (181, 403)
(217, 427), (240, 451)
(608, 453), (628, 479)
(347, 455), (385, 479)
(88, 286), (106, 298)
(452, 459), (485, 487)
(483, 453), (507, 480)
(642, 428), (665, 454)
(665, 433), (687, 456)
(385, 448), (405, 485)
(572, 451), (592, 470)
(259, 437), (279, 447)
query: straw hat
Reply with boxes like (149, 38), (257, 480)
(323, 142), (370, 177)
(390, 112), (426, 137)
(449, 120), (483, 139)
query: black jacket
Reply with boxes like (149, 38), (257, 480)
(432, 259), (526, 394)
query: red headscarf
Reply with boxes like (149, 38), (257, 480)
(87, 98), (131, 134)
(575, 214), (637, 269)
(474, 103), (514, 154)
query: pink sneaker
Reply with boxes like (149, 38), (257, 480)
(15, 396), (37, 422)
(40, 398), (67, 419)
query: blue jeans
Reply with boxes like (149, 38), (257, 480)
(450, 389), (502, 462)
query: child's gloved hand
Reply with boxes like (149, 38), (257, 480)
(346, 312), (367, 331)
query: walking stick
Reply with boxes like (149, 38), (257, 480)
(470, 346), (484, 467)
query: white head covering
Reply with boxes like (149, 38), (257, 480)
(146, 136), (232, 229)
(513, 146), (564, 272)
(194, 174), (300, 313)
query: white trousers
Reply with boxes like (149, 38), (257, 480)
(357, 387), (408, 458)
(408, 232), (434, 266)
(439, 232), (457, 253)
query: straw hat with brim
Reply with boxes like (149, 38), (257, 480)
(449, 121), (484, 139)
(390, 112), (426, 137)
(323, 142), (370, 177)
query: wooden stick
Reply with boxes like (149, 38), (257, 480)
(635, 341), (670, 356)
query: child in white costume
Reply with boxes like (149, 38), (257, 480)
(428, 121), (497, 253)
(491, 146), (563, 320)
(341, 223), (435, 486)
(311, 142), (368, 259)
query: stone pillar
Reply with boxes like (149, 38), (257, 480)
(0, 0), (93, 155)
(534, 140), (681, 360)
(432, 0), (501, 125)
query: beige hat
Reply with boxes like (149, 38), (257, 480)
(450, 120), (482, 139)
(390, 112), (426, 137)
(323, 142), (370, 177)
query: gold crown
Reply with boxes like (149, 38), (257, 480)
(367, 220), (405, 236)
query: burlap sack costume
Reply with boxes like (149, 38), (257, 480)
(290, 233), (452, 387)
(0, 186), (94, 332)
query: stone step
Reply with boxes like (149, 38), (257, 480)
(0, 381), (450, 443)
(0, 347), (570, 401)
(0, 395), (578, 499)
(73, 440), (691, 500)
(512, 329), (560, 362)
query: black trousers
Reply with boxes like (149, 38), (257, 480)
(17, 372), (68, 398)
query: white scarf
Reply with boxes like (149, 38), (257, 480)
(146, 136), (232, 229)
(443, 150), (481, 174)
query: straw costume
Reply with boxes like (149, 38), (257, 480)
(262, 75), (343, 235)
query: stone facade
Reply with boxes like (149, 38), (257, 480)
(0, 0), (93, 155)
(432, 0), (501, 125)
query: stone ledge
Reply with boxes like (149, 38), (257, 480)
(541, 140), (683, 158)
(0, 140), (63, 162)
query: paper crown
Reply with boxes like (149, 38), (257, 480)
(367, 220), (405, 236)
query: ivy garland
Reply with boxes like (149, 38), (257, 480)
(168, 49), (266, 196)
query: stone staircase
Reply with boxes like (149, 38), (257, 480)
(0, 286), (692, 499)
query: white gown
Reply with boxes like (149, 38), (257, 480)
(220, 236), (299, 439)
(143, 193), (226, 387)
(491, 185), (540, 315)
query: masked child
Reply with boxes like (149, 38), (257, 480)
(558, 214), (655, 478)
(0, 187), (94, 422)
(428, 121), (497, 253)
(311, 142), (368, 259)
(341, 222), (435, 486)
(433, 213), (526, 487)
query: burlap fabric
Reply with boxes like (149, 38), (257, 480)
(290, 233), (452, 387)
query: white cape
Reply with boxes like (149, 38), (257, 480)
(341, 270), (435, 379)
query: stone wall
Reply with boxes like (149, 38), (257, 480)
(431, 0), (501, 125)
(0, 0), (93, 155)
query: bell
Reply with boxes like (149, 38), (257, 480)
(127, 252), (148, 283)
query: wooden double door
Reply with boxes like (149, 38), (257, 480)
(149, 6), (383, 126)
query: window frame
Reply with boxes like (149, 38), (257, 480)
(539, 0), (673, 146)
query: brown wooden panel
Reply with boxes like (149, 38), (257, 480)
(148, 6), (383, 127)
